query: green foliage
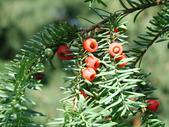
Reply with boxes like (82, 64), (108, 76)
(84, 0), (107, 7)
(129, 3), (169, 66)
(49, 15), (165, 127)
(0, 22), (78, 126)
(0, 0), (169, 127)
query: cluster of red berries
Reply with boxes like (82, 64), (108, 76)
(82, 38), (127, 82)
(55, 38), (127, 98)
(109, 42), (127, 68)
(53, 34), (161, 113)
(55, 39), (127, 82)
(55, 39), (127, 71)
(82, 38), (100, 82)
(80, 38), (99, 98)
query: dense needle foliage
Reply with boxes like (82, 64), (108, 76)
(0, 0), (169, 127)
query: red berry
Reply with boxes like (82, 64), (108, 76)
(115, 53), (127, 68)
(85, 55), (100, 70)
(56, 44), (73, 60)
(109, 42), (123, 57)
(80, 90), (88, 98)
(83, 38), (98, 53)
(114, 28), (119, 33)
(82, 67), (96, 82)
(146, 100), (160, 112)
(34, 72), (45, 80)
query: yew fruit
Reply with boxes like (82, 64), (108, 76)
(83, 38), (98, 53)
(85, 55), (100, 70)
(56, 44), (73, 60)
(146, 100), (160, 112)
(115, 53), (127, 68)
(109, 42), (123, 57)
(82, 67), (96, 82)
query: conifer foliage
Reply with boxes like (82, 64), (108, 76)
(0, 0), (169, 127)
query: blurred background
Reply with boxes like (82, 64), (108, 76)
(0, 0), (169, 126)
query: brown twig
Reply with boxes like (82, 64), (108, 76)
(81, 0), (169, 34)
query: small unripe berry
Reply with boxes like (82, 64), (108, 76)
(85, 55), (100, 70)
(45, 48), (54, 58)
(83, 38), (98, 52)
(56, 44), (73, 60)
(82, 67), (96, 82)
(146, 100), (160, 112)
(109, 42), (123, 57)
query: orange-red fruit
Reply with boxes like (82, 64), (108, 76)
(56, 44), (73, 60)
(83, 38), (98, 52)
(146, 100), (160, 112)
(85, 55), (100, 70)
(115, 53), (127, 68)
(82, 67), (96, 82)
(80, 90), (88, 98)
(109, 42), (123, 57)
(114, 28), (119, 33)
